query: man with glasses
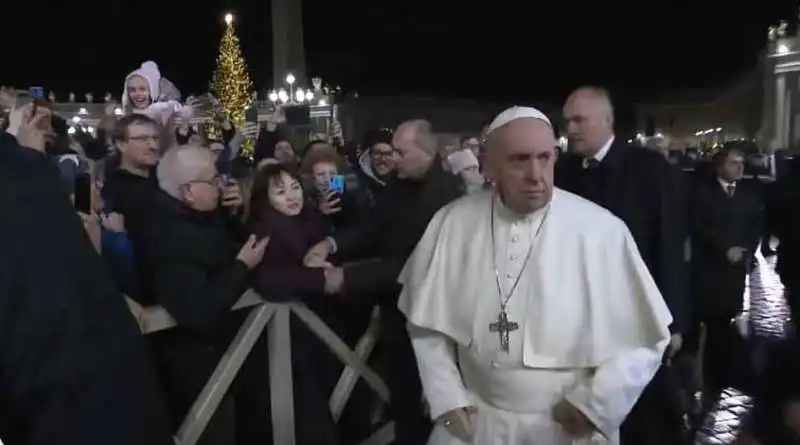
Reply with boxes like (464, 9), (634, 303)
(357, 128), (399, 205)
(149, 145), (266, 444)
(103, 114), (164, 304)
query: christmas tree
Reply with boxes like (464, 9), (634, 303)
(210, 13), (255, 157)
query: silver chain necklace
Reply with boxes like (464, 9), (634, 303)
(488, 194), (550, 352)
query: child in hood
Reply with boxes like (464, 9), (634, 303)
(122, 61), (193, 126)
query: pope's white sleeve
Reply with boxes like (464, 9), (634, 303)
(407, 323), (471, 420)
(563, 339), (668, 439)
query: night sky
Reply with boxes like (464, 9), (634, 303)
(2, 0), (795, 107)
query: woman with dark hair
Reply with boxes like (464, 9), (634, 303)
(246, 164), (343, 444)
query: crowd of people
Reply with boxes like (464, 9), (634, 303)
(0, 61), (799, 445)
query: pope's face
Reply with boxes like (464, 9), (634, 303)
(485, 118), (556, 214)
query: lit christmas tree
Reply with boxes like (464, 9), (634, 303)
(210, 13), (255, 158)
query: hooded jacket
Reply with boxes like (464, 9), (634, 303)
(121, 61), (188, 126)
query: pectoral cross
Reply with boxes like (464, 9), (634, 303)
(489, 310), (519, 352)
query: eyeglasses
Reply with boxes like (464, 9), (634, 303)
(371, 149), (397, 159)
(187, 174), (223, 187)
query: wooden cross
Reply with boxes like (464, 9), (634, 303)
(489, 310), (519, 352)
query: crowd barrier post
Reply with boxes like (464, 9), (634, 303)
(139, 290), (395, 445)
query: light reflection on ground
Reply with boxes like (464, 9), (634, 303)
(695, 250), (789, 445)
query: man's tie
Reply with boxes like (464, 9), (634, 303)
(726, 184), (735, 198)
(583, 158), (600, 170)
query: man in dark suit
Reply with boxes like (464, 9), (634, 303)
(303, 119), (465, 445)
(690, 147), (763, 398)
(556, 86), (690, 445)
(767, 153), (800, 327)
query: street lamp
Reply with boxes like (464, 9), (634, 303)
(277, 89), (288, 103)
(268, 72), (318, 105)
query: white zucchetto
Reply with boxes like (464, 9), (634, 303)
(486, 106), (551, 135)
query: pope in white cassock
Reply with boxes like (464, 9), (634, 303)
(397, 106), (674, 445)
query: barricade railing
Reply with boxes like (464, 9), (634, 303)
(138, 289), (395, 445)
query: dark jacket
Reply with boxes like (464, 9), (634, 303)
(149, 192), (250, 333)
(555, 139), (689, 333)
(250, 205), (330, 301)
(332, 159), (464, 321)
(0, 132), (174, 445)
(689, 177), (763, 316)
(767, 156), (800, 292)
(248, 204), (343, 445)
(147, 192), (252, 438)
(102, 168), (160, 304)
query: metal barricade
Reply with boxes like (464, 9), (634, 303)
(139, 290), (395, 445)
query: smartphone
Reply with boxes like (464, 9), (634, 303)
(245, 106), (258, 123)
(29, 86), (44, 99)
(74, 174), (93, 214)
(328, 174), (345, 195)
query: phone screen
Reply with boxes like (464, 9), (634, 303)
(328, 174), (345, 195)
(74, 174), (93, 214)
(29, 86), (44, 99)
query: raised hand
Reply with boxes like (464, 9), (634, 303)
(237, 235), (269, 269)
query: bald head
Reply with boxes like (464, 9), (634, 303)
(395, 119), (436, 154)
(563, 86), (615, 156)
(485, 116), (557, 214)
(157, 145), (216, 200)
(393, 119), (436, 179)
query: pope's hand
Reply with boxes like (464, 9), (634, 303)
(552, 399), (594, 438)
(439, 407), (476, 443)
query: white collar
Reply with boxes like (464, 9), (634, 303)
(593, 135), (614, 162)
(582, 135), (614, 168)
(718, 178), (736, 189)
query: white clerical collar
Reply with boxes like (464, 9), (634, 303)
(718, 178), (736, 189)
(495, 191), (551, 224)
(582, 135), (614, 168)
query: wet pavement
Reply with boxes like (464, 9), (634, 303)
(695, 248), (791, 445)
